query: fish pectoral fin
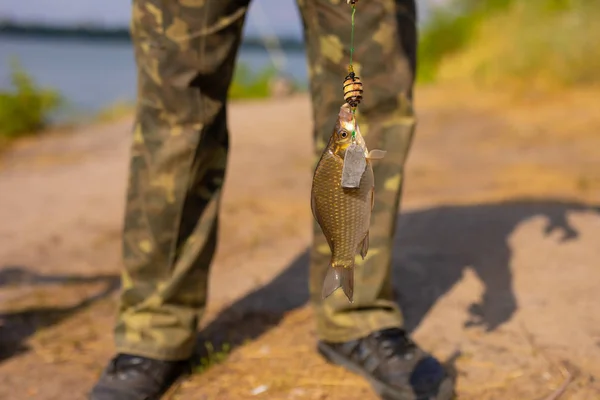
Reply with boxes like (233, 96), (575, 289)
(367, 149), (386, 160)
(322, 266), (354, 303)
(359, 232), (369, 259)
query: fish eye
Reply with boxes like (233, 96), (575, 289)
(340, 131), (348, 138)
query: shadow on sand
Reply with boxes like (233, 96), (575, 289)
(0, 268), (119, 362)
(0, 199), (598, 371)
(195, 198), (599, 362)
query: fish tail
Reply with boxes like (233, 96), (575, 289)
(322, 265), (355, 303)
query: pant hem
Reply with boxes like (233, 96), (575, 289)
(316, 320), (403, 343)
(115, 338), (195, 362)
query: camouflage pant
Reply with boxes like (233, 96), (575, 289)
(115, 0), (417, 360)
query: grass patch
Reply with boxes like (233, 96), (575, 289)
(194, 341), (232, 373)
(418, 0), (600, 90)
(229, 63), (276, 100)
(228, 62), (302, 100)
(417, 0), (514, 84)
(0, 59), (63, 140)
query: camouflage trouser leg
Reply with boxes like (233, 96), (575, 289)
(114, 0), (250, 361)
(298, 0), (418, 342)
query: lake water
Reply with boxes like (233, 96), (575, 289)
(0, 37), (309, 120)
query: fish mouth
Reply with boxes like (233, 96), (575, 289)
(336, 103), (367, 154)
(338, 103), (354, 123)
(338, 104), (356, 136)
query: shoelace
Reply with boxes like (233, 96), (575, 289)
(110, 355), (146, 373)
(373, 329), (417, 360)
(108, 355), (168, 388)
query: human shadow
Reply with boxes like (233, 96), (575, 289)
(1, 199), (596, 374)
(195, 251), (311, 361)
(195, 198), (599, 361)
(0, 266), (119, 362)
(393, 199), (598, 333)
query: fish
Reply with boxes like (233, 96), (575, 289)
(311, 103), (386, 303)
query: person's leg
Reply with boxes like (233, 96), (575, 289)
(297, 0), (454, 398)
(302, 0), (415, 343)
(90, 0), (251, 398)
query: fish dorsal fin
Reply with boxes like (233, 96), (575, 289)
(367, 149), (386, 160)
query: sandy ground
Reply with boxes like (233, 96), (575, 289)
(1, 85), (600, 400)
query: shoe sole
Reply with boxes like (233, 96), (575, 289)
(317, 342), (456, 400)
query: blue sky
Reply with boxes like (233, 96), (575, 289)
(0, 0), (435, 38)
(1, 0), (303, 38)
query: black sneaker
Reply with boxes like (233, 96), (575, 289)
(88, 354), (191, 400)
(317, 328), (455, 400)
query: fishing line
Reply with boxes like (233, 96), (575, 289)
(350, 4), (357, 140)
(349, 4), (356, 68)
(343, 2), (360, 141)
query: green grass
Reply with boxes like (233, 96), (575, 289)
(229, 63), (275, 100)
(194, 341), (232, 373)
(228, 62), (301, 100)
(417, 0), (600, 90)
(417, 0), (514, 84)
(0, 58), (63, 140)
